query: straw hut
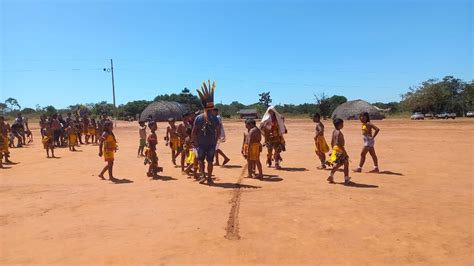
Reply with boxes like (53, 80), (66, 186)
(139, 101), (189, 122)
(331, 100), (385, 120)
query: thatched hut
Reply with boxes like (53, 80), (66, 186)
(331, 100), (385, 120)
(140, 101), (189, 122)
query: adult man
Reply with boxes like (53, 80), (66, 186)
(191, 80), (221, 184)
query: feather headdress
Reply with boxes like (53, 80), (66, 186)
(196, 80), (216, 109)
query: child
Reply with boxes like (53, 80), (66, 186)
(213, 108), (230, 166)
(41, 121), (55, 158)
(183, 127), (198, 179)
(83, 116), (90, 144)
(313, 113), (330, 169)
(326, 118), (351, 184)
(88, 118), (97, 144)
(145, 121), (163, 177)
(246, 119), (263, 178)
(355, 112), (380, 173)
(98, 120), (118, 181)
(241, 120), (251, 159)
(0, 116), (8, 167)
(176, 113), (190, 172)
(66, 123), (78, 151)
(164, 118), (181, 165)
(137, 121), (146, 157)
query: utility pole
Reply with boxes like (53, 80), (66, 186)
(110, 59), (116, 111)
(104, 59), (117, 125)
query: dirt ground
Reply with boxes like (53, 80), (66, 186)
(1, 118), (473, 265)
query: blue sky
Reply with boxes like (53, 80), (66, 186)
(1, 0), (472, 109)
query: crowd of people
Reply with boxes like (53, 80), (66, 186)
(1, 81), (381, 186)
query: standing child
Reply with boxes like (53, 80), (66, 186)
(41, 121), (55, 158)
(83, 116), (90, 144)
(164, 118), (181, 165)
(326, 118), (351, 184)
(66, 123), (78, 151)
(241, 119), (251, 159)
(98, 120), (118, 181)
(88, 118), (97, 144)
(145, 121), (163, 177)
(246, 119), (263, 178)
(138, 121), (146, 157)
(313, 113), (330, 169)
(183, 127), (198, 179)
(354, 112), (380, 173)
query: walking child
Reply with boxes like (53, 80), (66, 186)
(213, 108), (230, 166)
(326, 118), (351, 184)
(246, 119), (263, 178)
(354, 112), (380, 173)
(66, 123), (78, 151)
(313, 113), (330, 169)
(164, 118), (181, 165)
(88, 118), (97, 144)
(98, 120), (118, 181)
(137, 121), (146, 157)
(41, 121), (55, 158)
(145, 121), (163, 177)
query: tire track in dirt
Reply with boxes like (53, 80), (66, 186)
(224, 164), (247, 240)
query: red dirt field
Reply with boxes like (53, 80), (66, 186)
(1, 119), (473, 265)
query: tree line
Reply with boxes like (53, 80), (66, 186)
(1, 76), (473, 119)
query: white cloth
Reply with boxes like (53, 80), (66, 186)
(217, 115), (226, 143)
(260, 106), (286, 135)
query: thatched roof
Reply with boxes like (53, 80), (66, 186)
(331, 100), (385, 120)
(140, 101), (189, 122)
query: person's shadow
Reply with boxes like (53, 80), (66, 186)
(377, 170), (403, 176)
(220, 165), (242, 169)
(110, 178), (134, 184)
(201, 182), (261, 189)
(151, 175), (177, 181)
(278, 167), (308, 172)
(336, 181), (378, 188)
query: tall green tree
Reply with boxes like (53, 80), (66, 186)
(5, 97), (21, 111)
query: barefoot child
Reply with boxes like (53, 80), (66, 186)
(326, 118), (351, 184)
(164, 118), (181, 165)
(98, 121), (118, 181)
(213, 108), (230, 166)
(145, 121), (163, 177)
(66, 123), (78, 151)
(355, 112), (380, 173)
(241, 120), (251, 160)
(313, 113), (330, 169)
(183, 127), (198, 179)
(137, 121), (146, 157)
(41, 121), (55, 158)
(176, 113), (191, 172)
(0, 116), (8, 168)
(246, 119), (263, 178)
(88, 118), (97, 144)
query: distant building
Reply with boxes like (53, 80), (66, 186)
(237, 109), (258, 119)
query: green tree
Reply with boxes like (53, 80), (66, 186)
(5, 97), (21, 111)
(314, 93), (331, 118)
(43, 105), (57, 116)
(328, 95), (347, 114)
(258, 92), (272, 108)
(119, 100), (151, 118)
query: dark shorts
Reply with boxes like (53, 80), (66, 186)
(197, 144), (216, 162)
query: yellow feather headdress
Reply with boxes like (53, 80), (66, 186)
(196, 80), (216, 109)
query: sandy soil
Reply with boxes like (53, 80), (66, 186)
(1, 119), (473, 265)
